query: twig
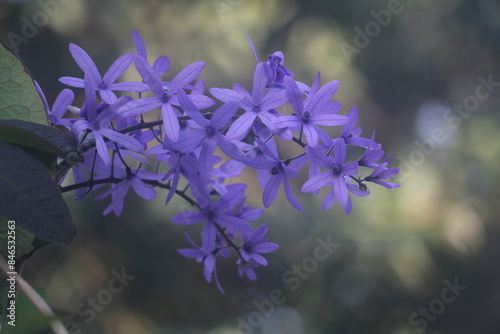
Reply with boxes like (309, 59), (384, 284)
(0, 254), (68, 334)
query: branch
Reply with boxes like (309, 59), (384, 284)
(0, 254), (69, 334)
(59, 176), (200, 208)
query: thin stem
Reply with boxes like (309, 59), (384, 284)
(214, 224), (247, 261)
(59, 177), (199, 208)
(291, 136), (306, 148)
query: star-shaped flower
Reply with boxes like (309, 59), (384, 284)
(209, 62), (289, 140)
(59, 43), (141, 104)
(117, 56), (213, 142)
(274, 76), (349, 147)
(301, 139), (358, 213)
(71, 75), (143, 165)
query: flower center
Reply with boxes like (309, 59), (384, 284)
(206, 208), (216, 220)
(252, 104), (261, 113)
(332, 165), (340, 175)
(271, 164), (282, 175)
(98, 81), (107, 89)
(179, 120), (189, 130)
(161, 92), (170, 103)
(301, 110), (311, 124)
(206, 126), (216, 137)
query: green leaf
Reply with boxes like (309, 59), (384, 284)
(0, 140), (75, 245)
(0, 41), (48, 125)
(0, 218), (35, 262)
(0, 119), (79, 166)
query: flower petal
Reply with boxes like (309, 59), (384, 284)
(103, 54), (133, 85)
(132, 30), (147, 59)
(252, 62), (268, 104)
(333, 175), (349, 209)
(134, 56), (164, 96)
(216, 214), (252, 233)
(284, 76), (305, 116)
(131, 176), (156, 200)
(211, 102), (239, 130)
(226, 111), (257, 140)
(306, 80), (339, 113)
(177, 89), (209, 127)
(172, 210), (206, 225)
(59, 76), (84, 88)
(162, 103), (181, 142)
(69, 43), (101, 83)
(169, 61), (205, 91)
(283, 177), (303, 211)
(301, 171), (332, 193)
(117, 96), (162, 117)
(99, 127), (143, 151)
(263, 175), (281, 208)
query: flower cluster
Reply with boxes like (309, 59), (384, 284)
(49, 30), (399, 292)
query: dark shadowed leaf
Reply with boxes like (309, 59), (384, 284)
(0, 41), (48, 125)
(0, 119), (78, 165)
(0, 141), (75, 245)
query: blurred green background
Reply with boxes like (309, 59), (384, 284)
(1, 0), (500, 333)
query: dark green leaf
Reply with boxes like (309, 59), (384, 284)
(0, 141), (75, 245)
(0, 41), (48, 125)
(0, 119), (78, 165)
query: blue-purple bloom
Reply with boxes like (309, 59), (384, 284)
(172, 184), (252, 253)
(59, 43), (137, 104)
(96, 164), (163, 216)
(51, 30), (400, 292)
(71, 75), (143, 165)
(165, 89), (244, 187)
(275, 76), (349, 147)
(302, 139), (359, 213)
(117, 56), (213, 142)
(210, 62), (289, 140)
(238, 225), (278, 280)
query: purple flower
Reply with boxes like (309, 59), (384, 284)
(96, 164), (163, 216)
(364, 156), (400, 189)
(209, 62), (289, 140)
(59, 43), (140, 104)
(132, 29), (170, 77)
(266, 51), (293, 87)
(117, 56), (212, 142)
(172, 184), (252, 253)
(341, 106), (380, 149)
(165, 89), (244, 186)
(71, 75), (143, 165)
(358, 146), (385, 169)
(301, 139), (358, 213)
(35, 81), (75, 127)
(274, 76), (349, 147)
(178, 233), (226, 293)
(244, 138), (303, 211)
(237, 225), (279, 280)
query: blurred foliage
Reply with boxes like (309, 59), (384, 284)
(1, 0), (500, 333)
